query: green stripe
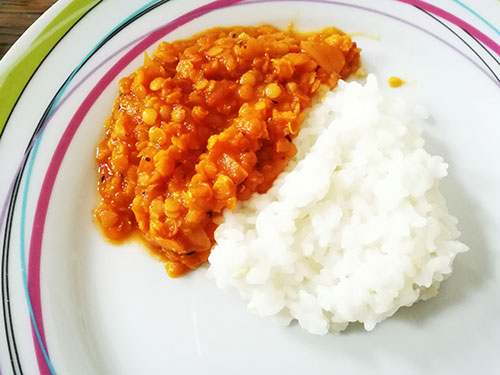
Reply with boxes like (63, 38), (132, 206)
(0, 0), (102, 136)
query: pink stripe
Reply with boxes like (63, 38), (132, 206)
(27, 0), (500, 372)
(396, 0), (500, 56)
(28, 0), (243, 373)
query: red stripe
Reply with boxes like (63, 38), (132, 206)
(27, 0), (500, 373)
(28, 0), (244, 373)
(396, 0), (500, 55)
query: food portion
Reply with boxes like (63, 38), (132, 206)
(94, 25), (360, 277)
(94, 23), (468, 335)
(208, 75), (468, 334)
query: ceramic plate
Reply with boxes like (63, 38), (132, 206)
(1, 0), (499, 373)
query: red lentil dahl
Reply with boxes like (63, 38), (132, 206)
(95, 25), (361, 277)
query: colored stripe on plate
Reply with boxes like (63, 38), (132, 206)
(0, 0), (102, 138)
(395, 0), (500, 56)
(450, 0), (500, 36)
(27, 0), (245, 371)
(2, 0), (497, 374)
(20, 1), (170, 373)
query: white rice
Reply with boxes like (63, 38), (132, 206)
(208, 75), (468, 334)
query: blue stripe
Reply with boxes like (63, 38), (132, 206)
(48, 0), (160, 115)
(18, 0), (499, 373)
(450, 0), (500, 36)
(20, 129), (56, 374)
(20, 0), (162, 373)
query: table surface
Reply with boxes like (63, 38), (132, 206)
(0, 0), (57, 59)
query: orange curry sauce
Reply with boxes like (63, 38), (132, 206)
(95, 25), (360, 277)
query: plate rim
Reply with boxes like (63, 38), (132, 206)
(1, 0), (500, 374)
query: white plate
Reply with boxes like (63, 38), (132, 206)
(1, 0), (500, 374)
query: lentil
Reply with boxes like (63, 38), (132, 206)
(95, 25), (360, 277)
